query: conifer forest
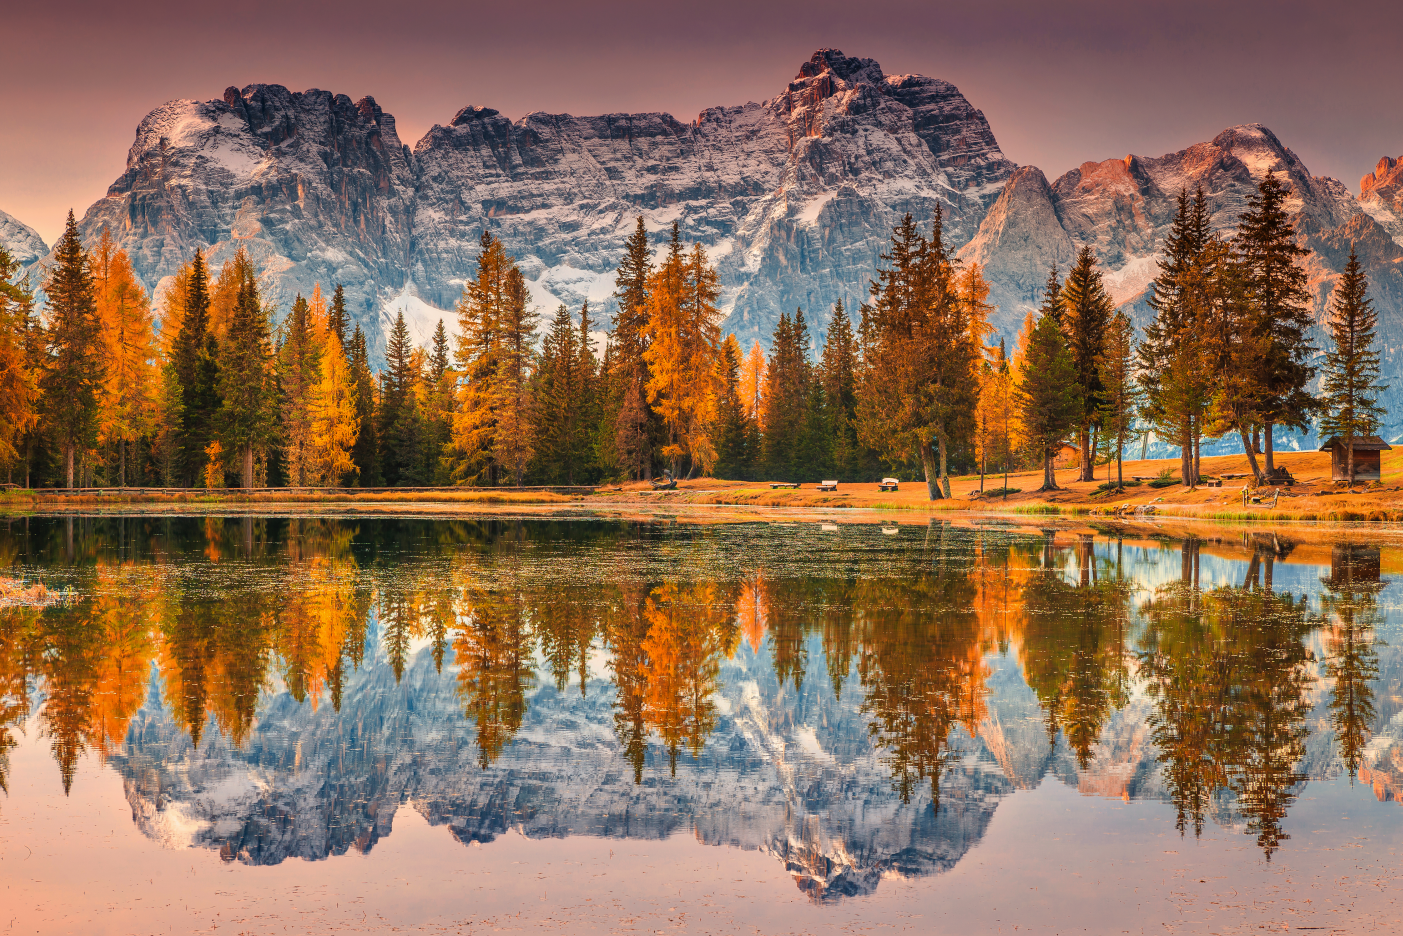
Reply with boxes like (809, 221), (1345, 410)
(0, 173), (1388, 497)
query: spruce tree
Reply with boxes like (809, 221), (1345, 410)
(1319, 249), (1386, 483)
(1037, 265), (1064, 331)
(40, 212), (104, 488)
(216, 259), (276, 487)
(1140, 189), (1214, 485)
(1096, 311), (1140, 491)
(424, 318), (455, 483)
(328, 284), (349, 351)
(535, 303), (582, 483)
(713, 333), (751, 479)
(761, 310), (813, 480)
(1061, 246), (1114, 482)
(575, 300), (601, 483)
(378, 310), (424, 485)
(278, 293), (322, 485)
(609, 217), (656, 478)
(820, 300), (860, 480)
(1237, 171), (1316, 472)
(348, 325), (379, 485)
(1016, 308), (1080, 492)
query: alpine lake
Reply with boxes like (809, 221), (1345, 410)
(2, 510), (1402, 934)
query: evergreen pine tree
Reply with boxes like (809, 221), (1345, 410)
(820, 300), (860, 480)
(424, 318), (455, 483)
(1095, 311), (1140, 491)
(761, 310), (812, 480)
(1016, 308), (1080, 492)
(1236, 171), (1316, 473)
(534, 303), (582, 483)
(713, 333), (750, 479)
(348, 325), (380, 485)
(279, 293), (322, 485)
(328, 284), (348, 351)
(1319, 249), (1386, 483)
(40, 211), (104, 488)
(1139, 189), (1215, 485)
(1037, 266), (1064, 330)
(1061, 246), (1114, 482)
(575, 300), (601, 483)
(609, 217), (656, 478)
(216, 256), (276, 487)
(378, 310), (425, 485)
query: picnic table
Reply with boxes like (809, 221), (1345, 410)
(878, 478), (899, 492)
(769, 482), (799, 489)
(817, 480), (838, 492)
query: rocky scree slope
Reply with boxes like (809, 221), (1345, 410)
(47, 49), (1012, 357)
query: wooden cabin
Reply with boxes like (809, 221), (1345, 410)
(1054, 442), (1080, 469)
(1318, 436), (1392, 481)
(1329, 545), (1381, 587)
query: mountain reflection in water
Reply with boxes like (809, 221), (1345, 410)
(0, 516), (1398, 900)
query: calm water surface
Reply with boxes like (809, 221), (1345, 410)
(2, 514), (1402, 934)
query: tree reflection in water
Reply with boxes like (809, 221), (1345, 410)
(0, 516), (1394, 866)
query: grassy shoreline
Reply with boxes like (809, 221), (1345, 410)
(3, 450), (1401, 523)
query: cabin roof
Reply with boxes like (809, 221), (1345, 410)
(1318, 435), (1393, 452)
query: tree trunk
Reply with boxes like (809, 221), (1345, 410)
(65, 444), (75, 490)
(1041, 449), (1059, 492)
(1180, 426), (1191, 487)
(1116, 435), (1123, 490)
(1193, 428), (1202, 488)
(1346, 433), (1354, 484)
(1264, 422), (1275, 474)
(1078, 425), (1093, 482)
(119, 440), (126, 488)
(1088, 425), (1099, 482)
(1239, 426), (1265, 483)
(1252, 427), (1262, 454)
(242, 445), (254, 490)
(937, 432), (949, 492)
(920, 441), (943, 501)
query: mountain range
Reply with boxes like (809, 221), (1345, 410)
(6, 48), (1401, 440)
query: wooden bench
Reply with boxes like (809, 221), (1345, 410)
(817, 480), (838, 492)
(878, 478), (899, 492)
(769, 482), (799, 489)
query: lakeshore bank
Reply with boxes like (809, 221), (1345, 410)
(3, 450), (1401, 523)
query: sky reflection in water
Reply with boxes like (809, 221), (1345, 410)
(1, 515), (1401, 930)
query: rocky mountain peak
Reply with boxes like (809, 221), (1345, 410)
(1359, 154), (1403, 245)
(0, 208), (48, 267)
(450, 105), (500, 126)
(795, 48), (884, 86)
(1362, 155), (1400, 196)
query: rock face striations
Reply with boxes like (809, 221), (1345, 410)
(70, 85), (417, 355)
(0, 208), (48, 267)
(54, 50), (1013, 354)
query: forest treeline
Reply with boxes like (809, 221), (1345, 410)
(0, 172), (1386, 493)
(0, 517), (1381, 859)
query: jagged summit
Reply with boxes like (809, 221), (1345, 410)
(54, 50), (1013, 356)
(1359, 154), (1403, 244)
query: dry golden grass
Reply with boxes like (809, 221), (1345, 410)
(5, 449), (1401, 523)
